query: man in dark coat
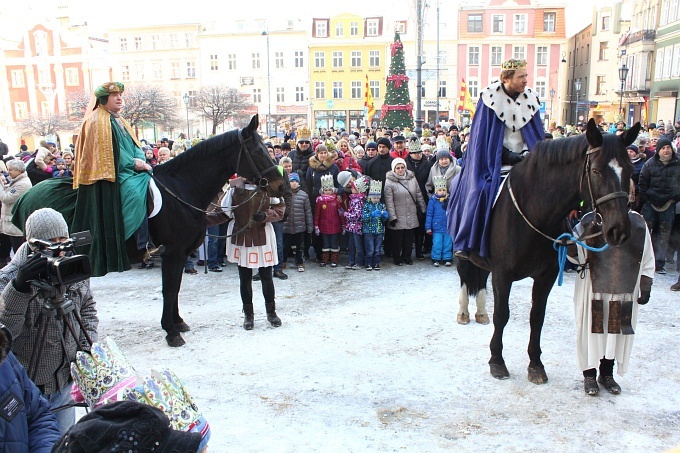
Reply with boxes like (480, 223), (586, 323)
(405, 138), (433, 259)
(358, 142), (377, 173)
(364, 137), (394, 199)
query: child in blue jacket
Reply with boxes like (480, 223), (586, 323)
(425, 175), (453, 266)
(361, 180), (388, 270)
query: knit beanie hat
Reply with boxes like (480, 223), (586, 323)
(366, 141), (378, 150)
(377, 137), (392, 149)
(281, 142), (291, 151)
(315, 144), (328, 154)
(289, 172), (300, 183)
(391, 157), (407, 171)
(55, 158), (66, 165)
(436, 149), (452, 161)
(626, 145), (639, 153)
(656, 138), (672, 153)
(337, 171), (353, 188)
(25, 208), (69, 241)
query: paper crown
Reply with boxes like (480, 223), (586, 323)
(501, 59), (527, 70)
(649, 129), (660, 139)
(297, 126), (311, 141)
(408, 136), (422, 153)
(435, 137), (449, 151)
(422, 129), (433, 137)
(352, 175), (370, 193)
(368, 179), (382, 196)
(432, 175), (448, 191)
(320, 174), (334, 192)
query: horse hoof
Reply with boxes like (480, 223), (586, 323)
(490, 363), (510, 380)
(527, 366), (548, 384)
(457, 313), (470, 325)
(475, 313), (490, 325)
(174, 321), (191, 332)
(166, 334), (185, 347)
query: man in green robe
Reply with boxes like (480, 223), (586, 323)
(13, 82), (154, 276)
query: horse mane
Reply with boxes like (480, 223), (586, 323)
(152, 129), (240, 175)
(523, 134), (588, 169)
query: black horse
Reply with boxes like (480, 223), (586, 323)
(462, 118), (640, 383)
(135, 115), (285, 346)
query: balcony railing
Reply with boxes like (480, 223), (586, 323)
(626, 29), (656, 44)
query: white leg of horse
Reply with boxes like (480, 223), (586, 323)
(457, 283), (471, 325)
(475, 288), (490, 324)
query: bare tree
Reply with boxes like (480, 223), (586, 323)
(192, 86), (255, 135)
(66, 89), (91, 122)
(17, 114), (75, 138)
(120, 84), (182, 130)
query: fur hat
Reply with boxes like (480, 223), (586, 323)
(337, 171), (353, 188)
(432, 175), (448, 192)
(351, 175), (370, 193)
(320, 174), (334, 193)
(391, 157), (407, 171)
(368, 179), (383, 196)
(376, 137), (392, 149)
(25, 208), (69, 242)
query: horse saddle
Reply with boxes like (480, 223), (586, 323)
(146, 179), (162, 219)
(584, 212), (646, 335)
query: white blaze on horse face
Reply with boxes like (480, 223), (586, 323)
(608, 158), (623, 185)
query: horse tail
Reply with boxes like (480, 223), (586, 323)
(457, 259), (490, 297)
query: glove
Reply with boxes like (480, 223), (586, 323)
(381, 211), (389, 220)
(282, 212), (290, 223)
(14, 254), (48, 293)
(371, 210), (381, 218)
(389, 219), (398, 227)
(427, 230), (433, 236)
(637, 290), (650, 305)
(252, 212), (266, 222)
(314, 227), (320, 236)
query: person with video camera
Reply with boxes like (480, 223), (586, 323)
(0, 208), (98, 434)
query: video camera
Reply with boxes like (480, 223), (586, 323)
(28, 231), (92, 287)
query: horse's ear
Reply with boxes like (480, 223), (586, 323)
(620, 122), (641, 147)
(246, 115), (259, 134)
(585, 118), (603, 148)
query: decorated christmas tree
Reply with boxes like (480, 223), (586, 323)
(381, 32), (414, 130)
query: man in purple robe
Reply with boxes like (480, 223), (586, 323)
(448, 59), (545, 259)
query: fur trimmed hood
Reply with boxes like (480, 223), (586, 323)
(309, 149), (338, 172)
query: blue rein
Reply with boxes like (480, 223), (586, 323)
(553, 233), (609, 286)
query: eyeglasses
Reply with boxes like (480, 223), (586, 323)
(409, 151), (423, 154)
(298, 141), (311, 144)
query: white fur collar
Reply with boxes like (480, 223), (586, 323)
(480, 81), (541, 133)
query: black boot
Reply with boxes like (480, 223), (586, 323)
(243, 303), (255, 330)
(265, 302), (282, 327)
(583, 368), (599, 395)
(598, 358), (621, 394)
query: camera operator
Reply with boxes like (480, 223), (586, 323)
(0, 208), (98, 434)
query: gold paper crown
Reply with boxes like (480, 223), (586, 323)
(501, 59), (527, 70)
(297, 126), (311, 141)
(368, 179), (383, 196)
(433, 175), (447, 191)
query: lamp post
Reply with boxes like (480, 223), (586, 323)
(618, 64), (629, 119)
(574, 79), (581, 125)
(262, 30), (272, 137)
(549, 88), (555, 124)
(182, 93), (190, 140)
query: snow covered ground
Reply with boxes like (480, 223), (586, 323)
(89, 258), (680, 452)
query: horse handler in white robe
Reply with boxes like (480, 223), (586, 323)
(572, 210), (655, 396)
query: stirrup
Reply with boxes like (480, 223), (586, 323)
(145, 244), (165, 260)
(454, 250), (469, 260)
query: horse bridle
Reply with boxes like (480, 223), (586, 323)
(236, 129), (280, 190)
(507, 145), (627, 245)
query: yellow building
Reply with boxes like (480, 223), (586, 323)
(309, 14), (387, 132)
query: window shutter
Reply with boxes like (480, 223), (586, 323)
(378, 17), (383, 36)
(364, 18), (368, 38)
(312, 20), (317, 38)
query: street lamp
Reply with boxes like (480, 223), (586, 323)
(183, 93), (190, 140)
(574, 79), (582, 125)
(549, 88), (555, 124)
(262, 30), (272, 137)
(618, 64), (629, 118)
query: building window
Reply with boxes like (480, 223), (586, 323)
(369, 80), (380, 98)
(492, 15), (505, 33)
(253, 88), (262, 103)
(132, 62), (143, 81)
(169, 34), (178, 48)
(351, 51), (362, 67)
(170, 62), (180, 79)
(63, 68), (78, 86)
(275, 52), (284, 69)
(367, 19), (379, 36)
(185, 33), (195, 47)
(14, 102), (28, 120)
(468, 79), (479, 98)
(134, 36), (142, 50)
(121, 64), (130, 81)
(186, 61), (196, 78)
(491, 46), (503, 65)
(439, 80), (447, 97)
(315, 20), (328, 38)
(513, 46), (526, 60)
(596, 75), (606, 95)
(438, 50), (447, 65)
(335, 22), (344, 37)
(228, 54), (236, 70)
(537, 46), (548, 65)
(395, 21), (407, 34)
(333, 51), (343, 68)
(333, 81), (343, 99)
(37, 69), (50, 87)
(602, 15), (610, 31)
(664, 46), (673, 78)
(350, 21), (359, 36)
(315, 81), (325, 98)
(315, 51), (325, 68)
(295, 50), (304, 68)
(468, 46), (480, 65)
(543, 12), (556, 32)
(11, 70), (25, 87)
(514, 14), (527, 34)
(599, 42), (608, 60)
(210, 54), (219, 71)
(468, 14), (483, 32)
(351, 81), (362, 99)
(535, 80), (546, 98)
(673, 46), (680, 77)
(152, 61), (163, 80)
(252, 53), (260, 69)
(120, 38), (127, 51)
(276, 87), (284, 102)
(151, 35), (159, 50)
(295, 86), (304, 102)
(369, 50), (380, 67)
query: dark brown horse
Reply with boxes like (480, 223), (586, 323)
(462, 118), (640, 383)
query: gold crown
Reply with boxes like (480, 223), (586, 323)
(297, 126), (311, 141)
(501, 59), (527, 70)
